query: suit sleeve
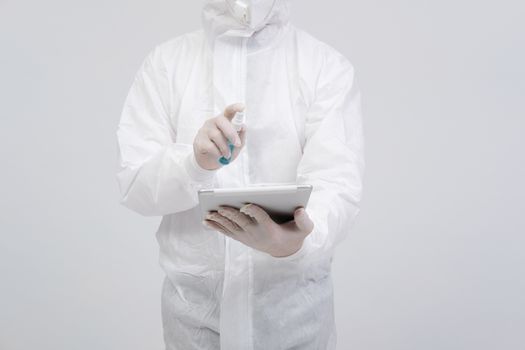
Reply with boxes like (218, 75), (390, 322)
(116, 46), (217, 216)
(293, 52), (365, 259)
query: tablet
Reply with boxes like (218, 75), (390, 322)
(198, 184), (313, 224)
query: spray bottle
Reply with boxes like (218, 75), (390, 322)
(218, 111), (245, 165)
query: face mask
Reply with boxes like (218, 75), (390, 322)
(225, 0), (277, 28)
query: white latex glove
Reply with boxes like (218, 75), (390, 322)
(194, 103), (246, 170)
(203, 204), (314, 258)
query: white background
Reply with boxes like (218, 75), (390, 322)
(1, 0), (524, 349)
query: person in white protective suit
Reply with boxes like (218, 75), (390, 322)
(116, 0), (364, 349)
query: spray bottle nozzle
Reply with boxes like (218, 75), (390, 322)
(232, 111), (246, 132)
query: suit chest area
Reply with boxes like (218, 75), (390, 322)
(170, 51), (308, 186)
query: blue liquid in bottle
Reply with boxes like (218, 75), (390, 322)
(218, 142), (236, 165)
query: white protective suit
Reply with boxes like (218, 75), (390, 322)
(116, 0), (364, 349)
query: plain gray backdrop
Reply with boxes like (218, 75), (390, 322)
(1, 0), (524, 349)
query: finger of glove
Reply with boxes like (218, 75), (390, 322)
(230, 128), (247, 160)
(223, 103), (245, 120)
(294, 207), (314, 235)
(218, 206), (255, 230)
(216, 117), (241, 147)
(240, 204), (273, 226)
(208, 129), (231, 158)
(207, 212), (243, 234)
(203, 220), (233, 236)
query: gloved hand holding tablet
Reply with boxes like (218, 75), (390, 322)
(199, 184), (314, 258)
